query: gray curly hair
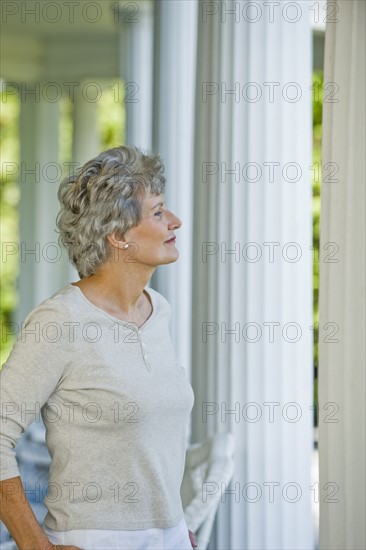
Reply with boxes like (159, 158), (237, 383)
(56, 145), (166, 278)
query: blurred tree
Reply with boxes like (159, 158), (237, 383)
(312, 70), (324, 426)
(0, 89), (20, 365)
(98, 80), (125, 149)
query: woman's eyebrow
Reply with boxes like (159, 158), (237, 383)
(151, 201), (165, 210)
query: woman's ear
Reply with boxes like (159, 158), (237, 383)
(106, 231), (125, 249)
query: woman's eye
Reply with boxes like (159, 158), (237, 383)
(155, 211), (163, 217)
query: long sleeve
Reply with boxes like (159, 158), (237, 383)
(0, 299), (71, 481)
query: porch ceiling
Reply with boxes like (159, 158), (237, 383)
(1, 0), (124, 82)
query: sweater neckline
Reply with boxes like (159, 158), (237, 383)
(67, 283), (156, 332)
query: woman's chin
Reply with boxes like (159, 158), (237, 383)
(162, 248), (179, 263)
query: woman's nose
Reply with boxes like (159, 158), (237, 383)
(169, 212), (182, 229)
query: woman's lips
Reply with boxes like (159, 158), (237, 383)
(165, 237), (176, 244)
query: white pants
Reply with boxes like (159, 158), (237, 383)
(43, 517), (193, 550)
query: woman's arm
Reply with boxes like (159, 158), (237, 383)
(0, 476), (82, 550)
(0, 301), (81, 549)
(0, 475), (52, 549)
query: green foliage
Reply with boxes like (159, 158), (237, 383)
(312, 70), (324, 425)
(0, 90), (20, 365)
(97, 81), (125, 149)
(59, 97), (73, 166)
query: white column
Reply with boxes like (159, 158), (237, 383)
(151, 0), (198, 384)
(319, 2), (365, 549)
(118, 0), (153, 150)
(191, 2), (313, 549)
(16, 91), (75, 327)
(72, 82), (101, 166)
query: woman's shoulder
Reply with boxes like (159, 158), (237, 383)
(22, 284), (74, 327)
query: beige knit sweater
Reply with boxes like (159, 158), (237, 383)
(0, 283), (195, 531)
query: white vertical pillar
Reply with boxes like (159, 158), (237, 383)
(17, 91), (73, 326)
(191, 2), (313, 549)
(72, 82), (101, 166)
(151, 0), (198, 384)
(319, 2), (365, 549)
(118, 0), (153, 150)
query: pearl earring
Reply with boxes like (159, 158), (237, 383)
(123, 243), (129, 249)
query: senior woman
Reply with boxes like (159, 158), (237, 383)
(0, 146), (197, 550)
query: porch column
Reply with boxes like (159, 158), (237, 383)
(118, 0), (153, 150)
(151, 0), (198, 381)
(319, 1), (365, 549)
(191, 2), (313, 549)
(16, 91), (73, 326)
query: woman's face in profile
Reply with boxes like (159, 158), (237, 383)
(120, 191), (182, 267)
